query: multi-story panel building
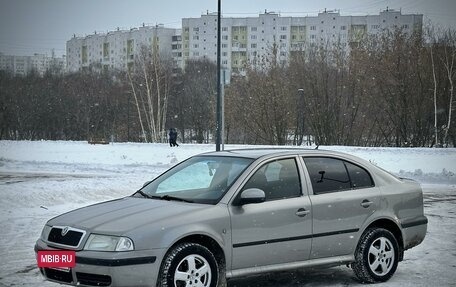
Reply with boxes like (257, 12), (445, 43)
(66, 25), (179, 73)
(181, 9), (423, 77)
(0, 53), (66, 76)
(65, 9), (422, 77)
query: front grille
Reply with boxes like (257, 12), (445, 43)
(77, 272), (112, 286)
(44, 268), (73, 283)
(48, 227), (84, 247)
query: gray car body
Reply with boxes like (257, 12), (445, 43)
(35, 149), (427, 286)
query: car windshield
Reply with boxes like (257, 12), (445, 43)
(138, 156), (253, 204)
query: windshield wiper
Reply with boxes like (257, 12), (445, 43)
(134, 191), (193, 203)
(159, 195), (194, 203)
(135, 190), (154, 199)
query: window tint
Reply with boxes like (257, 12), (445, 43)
(345, 161), (374, 188)
(303, 157), (350, 194)
(243, 158), (301, 201)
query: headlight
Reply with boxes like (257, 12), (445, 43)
(40, 225), (52, 241)
(84, 234), (134, 251)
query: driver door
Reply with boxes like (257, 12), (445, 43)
(229, 157), (313, 270)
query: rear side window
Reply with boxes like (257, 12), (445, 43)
(303, 157), (350, 194)
(345, 161), (374, 189)
(303, 157), (374, 195)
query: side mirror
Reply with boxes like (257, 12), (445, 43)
(143, 181), (152, 187)
(239, 188), (266, 205)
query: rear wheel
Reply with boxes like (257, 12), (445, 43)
(158, 242), (224, 287)
(352, 228), (399, 283)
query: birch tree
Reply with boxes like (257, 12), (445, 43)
(127, 44), (174, 142)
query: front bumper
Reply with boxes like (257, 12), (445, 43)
(35, 239), (166, 287)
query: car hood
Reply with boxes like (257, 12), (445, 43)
(47, 196), (210, 235)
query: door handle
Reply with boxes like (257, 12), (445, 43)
(361, 199), (373, 208)
(296, 208), (310, 217)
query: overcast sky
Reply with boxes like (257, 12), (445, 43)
(0, 0), (455, 57)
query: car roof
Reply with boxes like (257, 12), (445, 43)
(198, 148), (351, 160)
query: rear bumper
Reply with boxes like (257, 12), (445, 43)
(35, 239), (166, 287)
(401, 216), (428, 250)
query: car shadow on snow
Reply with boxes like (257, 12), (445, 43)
(228, 266), (360, 286)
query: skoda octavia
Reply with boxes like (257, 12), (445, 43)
(35, 149), (427, 286)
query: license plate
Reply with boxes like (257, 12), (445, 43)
(49, 267), (71, 272)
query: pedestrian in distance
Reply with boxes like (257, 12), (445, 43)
(168, 128), (179, 147)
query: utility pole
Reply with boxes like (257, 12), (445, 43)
(216, 0), (222, 151)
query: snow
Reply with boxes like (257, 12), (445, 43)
(0, 140), (455, 286)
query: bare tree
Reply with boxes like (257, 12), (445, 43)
(127, 44), (174, 142)
(441, 29), (456, 146)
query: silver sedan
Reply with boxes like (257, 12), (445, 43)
(35, 149), (427, 287)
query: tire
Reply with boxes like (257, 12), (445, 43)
(158, 242), (225, 287)
(352, 228), (399, 283)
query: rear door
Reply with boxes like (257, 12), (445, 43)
(302, 156), (380, 259)
(229, 157), (313, 270)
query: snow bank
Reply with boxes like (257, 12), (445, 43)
(1, 141), (455, 184)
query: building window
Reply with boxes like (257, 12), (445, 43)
(222, 27), (228, 31)
(280, 35), (287, 40)
(371, 25), (380, 29)
(281, 26), (287, 31)
(222, 52), (227, 56)
(222, 35), (228, 40)
(251, 35), (257, 40)
(193, 52), (199, 56)
(193, 27), (199, 32)
(251, 43), (257, 48)
(310, 26), (316, 31)
(193, 35), (199, 40)
(402, 24), (409, 29)
(341, 26), (347, 30)
(222, 60), (228, 65)
(251, 27), (257, 31)
(193, 44), (199, 48)
(222, 43), (228, 48)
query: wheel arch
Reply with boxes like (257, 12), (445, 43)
(168, 234), (226, 271)
(363, 218), (404, 261)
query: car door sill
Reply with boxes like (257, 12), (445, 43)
(227, 255), (354, 278)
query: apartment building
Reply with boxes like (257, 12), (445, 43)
(0, 53), (66, 76)
(180, 9), (423, 76)
(66, 9), (422, 76)
(66, 24), (178, 73)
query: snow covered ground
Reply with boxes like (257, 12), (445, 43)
(0, 140), (455, 286)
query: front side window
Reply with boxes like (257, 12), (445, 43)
(140, 156), (253, 204)
(303, 157), (374, 195)
(242, 158), (301, 201)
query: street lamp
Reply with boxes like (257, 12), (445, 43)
(297, 88), (305, 146)
(216, 0), (222, 151)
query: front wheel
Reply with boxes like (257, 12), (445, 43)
(352, 228), (399, 283)
(158, 242), (223, 287)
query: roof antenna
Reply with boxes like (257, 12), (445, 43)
(315, 145), (319, 150)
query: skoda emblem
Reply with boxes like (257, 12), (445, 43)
(61, 226), (70, 236)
